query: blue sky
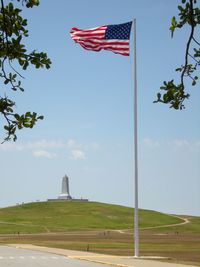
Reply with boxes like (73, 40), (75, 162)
(0, 0), (199, 216)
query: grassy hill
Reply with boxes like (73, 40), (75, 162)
(0, 201), (200, 266)
(0, 201), (183, 234)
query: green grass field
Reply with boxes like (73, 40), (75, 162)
(0, 201), (199, 266)
(0, 201), (183, 233)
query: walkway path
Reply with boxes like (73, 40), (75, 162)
(111, 214), (190, 234)
(140, 214), (190, 230)
(0, 221), (50, 232)
(0, 214), (190, 235)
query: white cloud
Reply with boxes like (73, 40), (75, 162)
(143, 138), (160, 148)
(70, 149), (86, 160)
(0, 138), (98, 160)
(0, 139), (66, 151)
(172, 139), (190, 147)
(170, 139), (200, 152)
(90, 142), (100, 151)
(67, 139), (76, 148)
(195, 141), (200, 148)
(0, 142), (23, 151)
(33, 150), (57, 159)
(141, 138), (200, 152)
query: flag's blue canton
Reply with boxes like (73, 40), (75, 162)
(105, 22), (132, 40)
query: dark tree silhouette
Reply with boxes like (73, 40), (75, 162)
(0, 0), (51, 142)
(155, 0), (200, 109)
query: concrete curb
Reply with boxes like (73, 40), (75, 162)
(68, 256), (130, 267)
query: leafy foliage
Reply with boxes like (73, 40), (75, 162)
(154, 0), (200, 109)
(0, 0), (51, 142)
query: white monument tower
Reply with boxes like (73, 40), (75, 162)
(47, 174), (88, 202)
(58, 175), (72, 200)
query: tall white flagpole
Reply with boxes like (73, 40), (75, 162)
(132, 18), (139, 258)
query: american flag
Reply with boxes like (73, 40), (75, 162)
(70, 21), (132, 56)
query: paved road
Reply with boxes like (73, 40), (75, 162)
(4, 244), (197, 267)
(0, 245), (110, 267)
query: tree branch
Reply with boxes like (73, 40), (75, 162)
(188, 52), (200, 64)
(192, 36), (200, 46)
(181, 0), (195, 86)
(8, 60), (25, 79)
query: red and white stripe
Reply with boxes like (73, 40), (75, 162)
(70, 26), (130, 56)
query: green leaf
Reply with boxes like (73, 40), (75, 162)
(157, 93), (161, 100)
(4, 79), (10, 85)
(0, 0), (51, 142)
(8, 2), (14, 12)
(23, 61), (29, 70)
(37, 115), (44, 120)
(14, 114), (21, 120)
(192, 80), (196, 86)
(4, 125), (10, 131)
(178, 5), (184, 11)
(171, 16), (177, 26)
(25, 111), (31, 117)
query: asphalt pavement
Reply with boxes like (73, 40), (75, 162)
(0, 245), (110, 267)
(5, 244), (197, 267)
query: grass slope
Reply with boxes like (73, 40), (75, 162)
(0, 202), (200, 266)
(0, 201), (183, 234)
